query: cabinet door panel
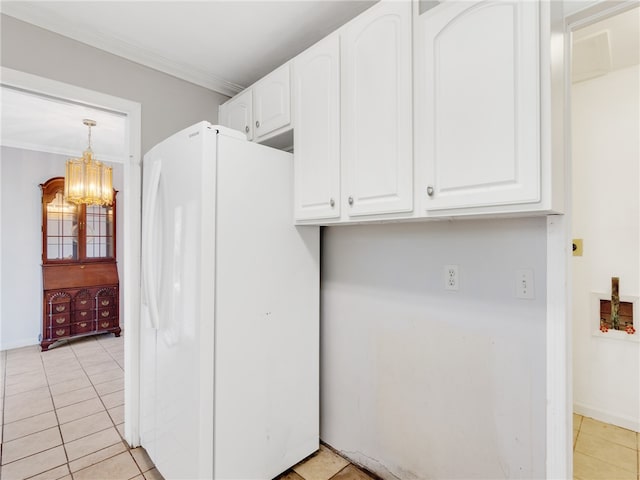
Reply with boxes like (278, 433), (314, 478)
(293, 35), (341, 221)
(220, 89), (253, 140)
(342, 0), (413, 217)
(254, 64), (291, 140)
(417, 1), (540, 211)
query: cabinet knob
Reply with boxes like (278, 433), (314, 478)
(348, 196), (354, 206)
(329, 198), (335, 208)
(427, 186), (434, 197)
(245, 125), (249, 133)
(255, 120), (260, 128)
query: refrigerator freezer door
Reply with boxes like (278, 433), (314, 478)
(141, 121), (217, 480)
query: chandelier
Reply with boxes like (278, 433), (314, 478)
(64, 119), (113, 206)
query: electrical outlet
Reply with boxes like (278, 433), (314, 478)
(516, 269), (534, 299)
(444, 265), (459, 291)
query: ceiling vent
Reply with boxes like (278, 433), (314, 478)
(572, 30), (612, 83)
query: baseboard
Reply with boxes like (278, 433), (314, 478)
(1, 337), (39, 352)
(574, 402), (640, 433)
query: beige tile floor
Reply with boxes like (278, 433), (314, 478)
(0, 333), (163, 480)
(0, 334), (373, 480)
(574, 413), (640, 480)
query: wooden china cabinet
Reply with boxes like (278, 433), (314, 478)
(40, 177), (120, 351)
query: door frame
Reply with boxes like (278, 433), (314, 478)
(547, 1), (639, 477)
(0, 67), (143, 447)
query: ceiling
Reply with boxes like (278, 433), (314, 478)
(0, 0), (377, 96)
(1, 86), (128, 163)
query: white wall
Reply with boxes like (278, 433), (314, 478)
(572, 65), (640, 431)
(321, 218), (547, 479)
(0, 147), (124, 350)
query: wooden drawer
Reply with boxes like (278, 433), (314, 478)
(96, 295), (116, 308)
(48, 313), (71, 328)
(97, 307), (117, 321)
(72, 321), (96, 335)
(47, 302), (71, 315)
(97, 319), (118, 330)
(74, 291), (93, 310)
(47, 326), (70, 339)
(74, 309), (93, 322)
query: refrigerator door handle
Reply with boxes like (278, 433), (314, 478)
(142, 159), (162, 330)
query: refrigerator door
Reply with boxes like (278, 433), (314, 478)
(141, 121), (217, 480)
(214, 135), (319, 479)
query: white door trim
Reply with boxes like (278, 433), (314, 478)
(548, 1), (640, 477)
(0, 67), (143, 447)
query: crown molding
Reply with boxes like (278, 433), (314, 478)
(1, 4), (244, 97)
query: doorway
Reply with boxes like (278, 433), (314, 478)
(568, 3), (640, 477)
(0, 67), (142, 446)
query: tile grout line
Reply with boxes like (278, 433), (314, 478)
(42, 344), (72, 478)
(69, 336), (143, 480)
(574, 437), (639, 476)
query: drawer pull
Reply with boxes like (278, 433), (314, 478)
(80, 299), (88, 305)
(55, 305), (66, 312)
(80, 311), (88, 317)
(55, 317), (65, 324)
(101, 311), (110, 317)
(101, 299), (110, 306)
(80, 322), (87, 328)
(100, 321), (109, 328)
(55, 329), (65, 336)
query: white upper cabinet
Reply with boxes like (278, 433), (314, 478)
(253, 64), (291, 141)
(341, 0), (413, 217)
(293, 34), (341, 221)
(415, 0), (542, 212)
(219, 89), (253, 141)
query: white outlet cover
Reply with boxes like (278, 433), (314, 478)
(444, 265), (459, 291)
(516, 269), (534, 299)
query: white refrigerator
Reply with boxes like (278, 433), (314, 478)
(140, 122), (319, 479)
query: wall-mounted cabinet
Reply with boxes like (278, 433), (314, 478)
(219, 64), (291, 146)
(220, 89), (253, 140)
(414, 0), (564, 218)
(341, 0), (413, 218)
(293, 34), (341, 221)
(254, 64), (291, 141)
(220, 0), (564, 225)
(414, 0), (543, 213)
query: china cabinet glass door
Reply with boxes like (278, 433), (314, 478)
(46, 191), (79, 261)
(85, 204), (115, 259)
